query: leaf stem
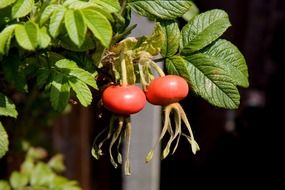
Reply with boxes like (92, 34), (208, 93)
(119, 0), (128, 15)
(124, 117), (132, 175)
(149, 60), (165, 77)
(138, 63), (148, 90)
(120, 50), (128, 86)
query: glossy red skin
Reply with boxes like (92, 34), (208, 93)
(102, 85), (146, 115)
(145, 75), (189, 106)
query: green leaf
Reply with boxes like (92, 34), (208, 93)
(30, 163), (55, 186)
(48, 154), (66, 173)
(137, 23), (164, 55)
(64, 0), (94, 9)
(0, 122), (9, 159)
(59, 33), (96, 52)
(49, 176), (81, 190)
(37, 67), (50, 88)
(160, 20), (180, 57)
(166, 55), (240, 109)
(38, 26), (51, 48)
(201, 39), (249, 87)
(181, 9), (231, 53)
(15, 21), (38, 51)
(0, 180), (11, 190)
(9, 171), (29, 189)
(49, 7), (65, 38)
(50, 73), (71, 112)
(128, 0), (194, 20)
(68, 77), (92, 107)
(90, 0), (120, 12)
(55, 59), (98, 89)
(40, 4), (61, 26)
(64, 9), (87, 47)
(0, 93), (18, 118)
(0, 25), (16, 55)
(11, 0), (34, 18)
(0, 0), (16, 9)
(81, 8), (112, 47)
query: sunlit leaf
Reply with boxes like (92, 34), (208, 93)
(9, 172), (29, 189)
(91, 0), (120, 12)
(15, 21), (38, 51)
(49, 7), (65, 38)
(40, 4), (61, 26)
(129, 0), (193, 20)
(38, 26), (51, 48)
(64, 9), (87, 47)
(0, 25), (16, 55)
(55, 59), (98, 89)
(201, 39), (249, 87)
(160, 20), (180, 57)
(11, 0), (34, 18)
(181, 9), (231, 53)
(166, 55), (240, 109)
(81, 8), (112, 47)
(0, 122), (9, 159)
(0, 0), (16, 9)
(68, 77), (92, 107)
(0, 93), (18, 118)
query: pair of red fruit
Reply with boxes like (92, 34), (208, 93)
(102, 75), (189, 114)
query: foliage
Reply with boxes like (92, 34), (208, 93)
(0, 0), (249, 176)
(0, 147), (82, 190)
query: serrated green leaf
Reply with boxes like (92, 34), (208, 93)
(55, 59), (98, 89)
(64, 9), (87, 47)
(201, 39), (249, 87)
(38, 26), (51, 48)
(166, 55), (240, 109)
(0, 0), (16, 9)
(15, 21), (38, 51)
(0, 93), (18, 118)
(90, 0), (120, 12)
(0, 122), (9, 158)
(128, 0), (193, 20)
(49, 7), (65, 38)
(0, 25), (16, 55)
(40, 4), (61, 26)
(11, 0), (34, 18)
(181, 9), (231, 53)
(0, 180), (11, 190)
(81, 8), (112, 47)
(160, 20), (180, 57)
(50, 73), (70, 112)
(68, 77), (92, 107)
(10, 171), (29, 189)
